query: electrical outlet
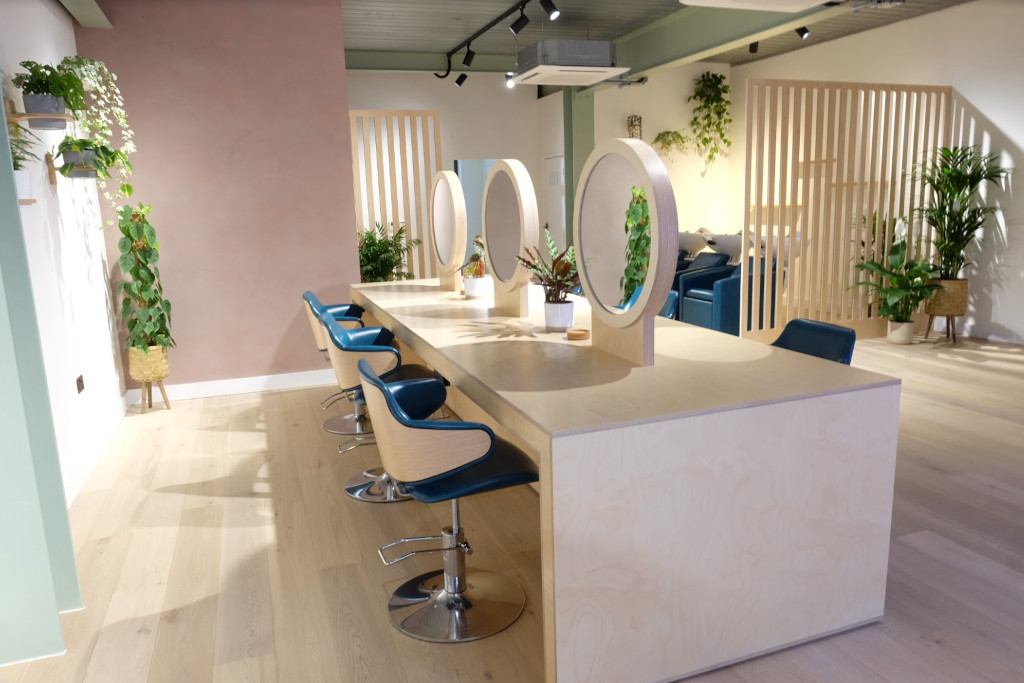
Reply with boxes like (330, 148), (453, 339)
(76, 375), (85, 393)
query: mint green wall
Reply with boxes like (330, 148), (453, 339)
(1, 117), (80, 664)
(562, 87), (595, 243)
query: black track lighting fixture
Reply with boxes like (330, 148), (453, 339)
(455, 73), (468, 87)
(539, 0), (560, 20)
(749, 41), (758, 54)
(510, 8), (530, 35)
(505, 72), (516, 89)
(463, 46), (475, 67)
(795, 26), (810, 40)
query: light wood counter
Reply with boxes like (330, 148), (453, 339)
(352, 279), (901, 683)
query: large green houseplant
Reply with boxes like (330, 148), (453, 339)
(913, 146), (1010, 325)
(358, 222), (422, 282)
(117, 203), (175, 389)
(854, 239), (940, 344)
(620, 186), (651, 306)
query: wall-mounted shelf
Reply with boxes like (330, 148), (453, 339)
(4, 97), (74, 125)
(18, 199), (37, 205)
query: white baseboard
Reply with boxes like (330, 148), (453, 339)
(124, 368), (336, 405)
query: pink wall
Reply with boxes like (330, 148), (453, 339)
(75, 0), (360, 385)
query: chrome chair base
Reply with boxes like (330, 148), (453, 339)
(386, 568), (526, 643)
(322, 412), (371, 436)
(344, 467), (411, 503)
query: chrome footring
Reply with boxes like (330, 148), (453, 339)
(344, 467), (411, 503)
(320, 389), (345, 409)
(338, 435), (376, 454)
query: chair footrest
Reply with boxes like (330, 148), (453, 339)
(378, 535), (471, 566)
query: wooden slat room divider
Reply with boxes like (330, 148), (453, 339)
(743, 80), (952, 340)
(349, 110), (442, 279)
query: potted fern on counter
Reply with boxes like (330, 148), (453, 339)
(117, 202), (175, 410)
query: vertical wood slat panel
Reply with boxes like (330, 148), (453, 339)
(744, 80), (952, 339)
(348, 110), (442, 279)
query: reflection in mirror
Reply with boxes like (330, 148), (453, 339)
(484, 170), (522, 283)
(577, 153), (643, 312)
(431, 179), (455, 266)
(455, 159), (497, 265)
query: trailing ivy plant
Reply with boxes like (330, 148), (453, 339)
(60, 56), (136, 219)
(358, 222), (423, 282)
(620, 186), (651, 306)
(688, 71), (732, 175)
(117, 203), (175, 351)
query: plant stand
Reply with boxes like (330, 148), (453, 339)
(924, 279), (967, 343)
(925, 315), (958, 343)
(129, 346), (171, 413)
(139, 380), (171, 413)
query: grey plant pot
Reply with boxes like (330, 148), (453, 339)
(61, 150), (98, 178)
(23, 93), (68, 130)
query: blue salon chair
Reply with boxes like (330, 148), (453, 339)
(616, 286), (677, 319)
(676, 250), (730, 273)
(302, 290), (364, 357)
(771, 318), (856, 365)
(319, 310), (443, 502)
(359, 358), (538, 643)
(679, 258), (779, 335)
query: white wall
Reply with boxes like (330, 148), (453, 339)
(347, 71), (545, 201)
(594, 63), (733, 238)
(730, 0), (1024, 343)
(1, 0), (125, 503)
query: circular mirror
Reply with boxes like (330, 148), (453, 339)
(429, 171), (467, 274)
(573, 138), (678, 329)
(481, 159), (538, 292)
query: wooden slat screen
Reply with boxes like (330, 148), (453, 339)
(743, 80), (952, 340)
(349, 109), (442, 279)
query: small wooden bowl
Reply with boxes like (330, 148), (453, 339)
(567, 328), (591, 341)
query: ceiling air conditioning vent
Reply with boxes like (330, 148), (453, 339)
(681, 0), (827, 10)
(515, 40), (629, 87)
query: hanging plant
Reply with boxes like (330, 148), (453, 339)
(620, 186), (651, 306)
(688, 71), (732, 175)
(652, 129), (689, 156)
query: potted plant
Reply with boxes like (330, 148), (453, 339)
(117, 203), (175, 393)
(56, 136), (131, 179)
(460, 235), (489, 299)
(8, 118), (41, 200)
(516, 228), (582, 332)
(620, 186), (651, 306)
(854, 239), (941, 344)
(913, 146), (1011, 327)
(358, 222), (422, 282)
(12, 60), (86, 129)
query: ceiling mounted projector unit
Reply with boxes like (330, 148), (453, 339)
(681, 0), (826, 10)
(515, 40), (629, 87)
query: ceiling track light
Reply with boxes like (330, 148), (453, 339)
(510, 8), (530, 35)
(795, 26), (810, 40)
(505, 72), (516, 88)
(539, 0), (560, 20)
(463, 46), (475, 67)
(749, 41), (759, 54)
(455, 73), (468, 87)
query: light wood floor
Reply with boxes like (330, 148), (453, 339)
(3, 335), (1023, 682)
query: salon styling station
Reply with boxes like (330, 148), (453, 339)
(354, 140), (901, 683)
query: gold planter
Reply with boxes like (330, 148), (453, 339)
(924, 279), (968, 317)
(128, 345), (170, 382)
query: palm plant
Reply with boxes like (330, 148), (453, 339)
(358, 222), (422, 282)
(913, 146), (1010, 279)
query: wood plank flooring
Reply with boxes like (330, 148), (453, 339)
(4, 335), (1024, 682)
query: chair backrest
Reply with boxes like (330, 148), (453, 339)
(358, 359), (495, 483)
(618, 285), (644, 312)
(303, 291), (331, 352)
(685, 251), (730, 271)
(659, 290), (678, 319)
(771, 318), (856, 365)
(319, 311), (399, 390)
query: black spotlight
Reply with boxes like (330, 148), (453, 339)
(539, 0), (560, 20)
(510, 9), (530, 35)
(455, 73), (468, 87)
(505, 72), (516, 89)
(463, 46), (475, 67)
(795, 26), (810, 40)
(749, 41), (759, 54)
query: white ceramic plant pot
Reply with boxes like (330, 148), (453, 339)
(545, 301), (574, 332)
(464, 275), (489, 299)
(13, 169), (31, 199)
(887, 320), (915, 345)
